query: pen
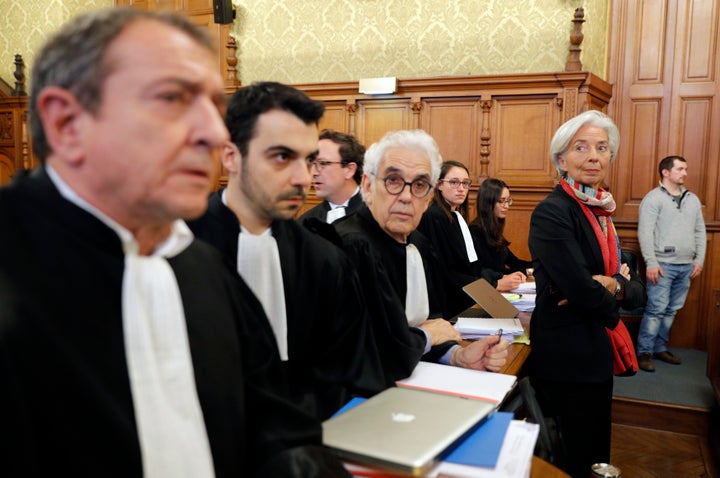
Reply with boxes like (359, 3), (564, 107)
(495, 328), (503, 344)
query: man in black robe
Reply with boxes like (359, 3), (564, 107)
(299, 129), (365, 224)
(0, 10), (346, 478)
(333, 130), (511, 373)
(188, 82), (382, 420)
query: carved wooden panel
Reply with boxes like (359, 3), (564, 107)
(609, 0), (720, 353)
(318, 102), (348, 134)
(185, 0), (213, 15)
(0, 110), (13, 142)
(635, 1), (668, 83)
(355, 99), (412, 147)
(115, 1), (238, 92)
(0, 152), (14, 185)
(420, 98), (480, 176)
(491, 96), (557, 188)
(681, 0), (718, 81)
(627, 100), (661, 203)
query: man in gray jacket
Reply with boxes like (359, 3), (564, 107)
(637, 155), (706, 372)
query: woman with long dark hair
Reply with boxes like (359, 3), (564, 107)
(417, 160), (481, 316)
(470, 178), (532, 291)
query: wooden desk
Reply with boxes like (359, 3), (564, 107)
(530, 456), (571, 478)
(346, 456), (568, 477)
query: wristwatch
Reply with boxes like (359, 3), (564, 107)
(613, 280), (622, 297)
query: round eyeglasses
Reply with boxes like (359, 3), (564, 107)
(497, 198), (513, 207)
(440, 178), (472, 189)
(381, 175), (433, 198)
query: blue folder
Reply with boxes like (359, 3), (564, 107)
(443, 411), (513, 467)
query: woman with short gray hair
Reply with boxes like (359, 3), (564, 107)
(527, 110), (644, 477)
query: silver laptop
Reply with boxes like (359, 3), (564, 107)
(322, 387), (495, 476)
(461, 278), (519, 319)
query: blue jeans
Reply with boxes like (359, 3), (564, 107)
(637, 262), (693, 355)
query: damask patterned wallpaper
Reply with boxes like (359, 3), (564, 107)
(0, 0), (113, 89)
(0, 0), (607, 89)
(233, 0), (608, 84)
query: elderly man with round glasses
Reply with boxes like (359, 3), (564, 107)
(330, 130), (510, 386)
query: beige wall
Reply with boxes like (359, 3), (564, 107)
(0, 0), (113, 90)
(0, 0), (608, 91)
(233, 0), (609, 84)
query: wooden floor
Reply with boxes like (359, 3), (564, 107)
(611, 424), (718, 478)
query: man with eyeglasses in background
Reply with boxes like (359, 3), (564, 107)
(330, 130), (510, 374)
(188, 82), (385, 420)
(299, 129), (365, 224)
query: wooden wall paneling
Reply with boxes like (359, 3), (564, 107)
(696, 233), (718, 351)
(610, 0), (720, 353)
(609, 0), (673, 221)
(670, 0), (720, 222)
(420, 98), (481, 176)
(627, 100), (662, 203)
(503, 207), (534, 263)
(318, 101), (349, 134)
(115, 1), (238, 93)
(0, 152), (14, 184)
(185, 0), (214, 14)
(710, 288), (720, 380)
(490, 95), (558, 189)
(355, 99), (412, 148)
(0, 98), (32, 186)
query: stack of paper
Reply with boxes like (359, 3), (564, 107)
(454, 317), (524, 341)
(503, 282), (537, 312)
(396, 361), (517, 405)
(430, 420), (539, 478)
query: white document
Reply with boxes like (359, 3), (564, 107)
(455, 318), (524, 339)
(503, 293), (536, 313)
(396, 361), (517, 405)
(510, 282), (536, 294)
(428, 420), (540, 478)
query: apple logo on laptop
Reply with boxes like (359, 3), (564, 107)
(391, 412), (416, 423)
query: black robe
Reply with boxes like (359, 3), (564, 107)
(417, 203), (487, 314)
(469, 223), (533, 285)
(0, 169), (346, 477)
(528, 185), (645, 382)
(331, 205), (458, 385)
(188, 191), (378, 419)
(298, 189), (364, 224)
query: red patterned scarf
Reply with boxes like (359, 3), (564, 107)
(560, 178), (620, 276)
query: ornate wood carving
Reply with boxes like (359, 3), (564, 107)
(12, 54), (27, 97)
(478, 100), (492, 179)
(224, 36), (241, 91)
(0, 112), (13, 140)
(565, 7), (585, 72)
(346, 103), (358, 136)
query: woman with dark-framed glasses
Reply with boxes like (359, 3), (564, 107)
(469, 178), (532, 292)
(417, 160), (486, 316)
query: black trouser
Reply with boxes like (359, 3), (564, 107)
(531, 376), (613, 478)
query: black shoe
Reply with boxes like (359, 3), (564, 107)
(638, 353), (655, 372)
(653, 350), (682, 365)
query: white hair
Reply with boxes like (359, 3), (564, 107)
(549, 110), (620, 177)
(362, 129), (442, 201)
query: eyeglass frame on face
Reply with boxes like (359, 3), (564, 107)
(309, 159), (344, 171)
(379, 174), (433, 198)
(497, 197), (513, 207)
(439, 178), (472, 189)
